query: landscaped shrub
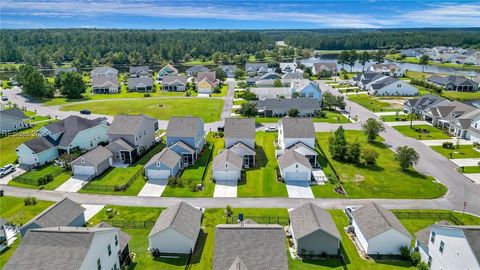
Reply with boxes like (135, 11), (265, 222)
(144, 93), (151, 97)
(410, 251), (421, 266)
(399, 246), (410, 259)
(442, 142), (454, 149)
(24, 196), (38, 206)
(416, 262), (429, 270)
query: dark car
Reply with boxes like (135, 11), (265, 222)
(1, 96), (8, 101)
(80, 109), (91, 115)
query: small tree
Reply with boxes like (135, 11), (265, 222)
(410, 251), (421, 266)
(60, 72), (86, 99)
(241, 91), (257, 101)
(273, 79), (283, 87)
(225, 205), (233, 217)
(361, 118), (385, 142)
(234, 68), (246, 79)
(287, 108), (299, 117)
(416, 262), (429, 270)
(419, 55), (430, 72)
(400, 246), (410, 259)
(239, 102), (258, 117)
(362, 148), (379, 166)
(395, 146), (420, 170)
(347, 140), (362, 164)
(328, 126), (348, 161)
(322, 92), (336, 110)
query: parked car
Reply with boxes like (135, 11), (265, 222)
(80, 109), (91, 115)
(0, 164), (15, 177)
(264, 126), (278, 132)
(1, 96), (8, 101)
(343, 206), (359, 223)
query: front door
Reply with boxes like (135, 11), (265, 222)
(120, 151), (131, 164)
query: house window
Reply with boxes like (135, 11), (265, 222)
(428, 256), (432, 266)
(108, 244), (111, 256)
(113, 263), (118, 270)
(397, 84), (401, 88)
(115, 235), (118, 246)
(309, 93), (314, 98)
(97, 258), (101, 270)
(439, 241), (445, 253)
(430, 231), (435, 243)
(81, 158), (85, 164)
(157, 162), (161, 167)
(225, 164), (228, 168)
(295, 164), (298, 168)
(300, 93), (306, 97)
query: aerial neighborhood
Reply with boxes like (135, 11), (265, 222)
(1, 24), (480, 270)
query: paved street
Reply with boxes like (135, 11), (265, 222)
(450, 158), (480, 167)
(420, 139), (474, 146)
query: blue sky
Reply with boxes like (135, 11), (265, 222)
(1, 1), (479, 29)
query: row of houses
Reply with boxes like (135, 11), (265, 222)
(401, 47), (480, 65)
(354, 71), (418, 96)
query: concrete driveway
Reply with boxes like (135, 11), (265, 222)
(81, 204), (105, 221)
(0, 166), (26, 185)
(214, 181), (237, 198)
(138, 179), (167, 197)
(55, 174), (91, 192)
(285, 182), (314, 198)
(451, 158), (480, 167)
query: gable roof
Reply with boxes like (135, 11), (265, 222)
(72, 145), (113, 166)
(224, 118), (255, 139)
(107, 114), (156, 136)
(428, 75), (478, 86)
(22, 136), (56, 154)
(278, 149), (312, 170)
(196, 71), (216, 84)
(288, 142), (317, 156)
(166, 117), (203, 138)
(370, 76), (400, 90)
(370, 64), (401, 72)
(245, 63), (268, 72)
(90, 66), (118, 76)
(0, 107), (29, 120)
(291, 79), (321, 93)
(149, 201), (202, 239)
(312, 62), (338, 73)
(213, 149), (243, 170)
(432, 225), (480, 262)
(249, 87), (292, 99)
(213, 224), (288, 270)
(163, 75), (187, 85)
(170, 140), (196, 154)
(94, 222), (131, 251)
(106, 138), (136, 152)
(282, 72), (304, 80)
(229, 142), (256, 157)
(186, 65), (209, 73)
(91, 76), (119, 88)
(289, 203), (341, 240)
(359, 72), (385, 85)
(252, 98), (321, 111)
(280, 118), (315, 138)
(42, 115), (106, 148)
(127, 77), (154, 88)
(22, 198), (85, 229)
(145, 147), (182, 169)
(159, 64), (178, 74)
(129, 66), (149, 75)
(4, 226), (116, 270)
(352, 202), (411, 240)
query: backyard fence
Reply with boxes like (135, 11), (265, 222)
(12, 166), (66, 186)
(82, 167), (142, 192)
(225, 215), (290, 226)
(201, 142), (214, 184)
(100, 219), (156, 229)
(393, 211), (464, 225)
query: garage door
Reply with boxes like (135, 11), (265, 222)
(285, 171), (309, 181)
(147, 169), (171, 180)
(214, 170), (239, 181)
(73, 165), (95, 176)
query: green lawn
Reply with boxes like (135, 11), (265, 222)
(317, 131), (447, 199)
(461, 166), (480, 173)
(441, 91), (480, 101)
(381, 114), (418, 122)
(254, 111), (349, 125)
(393, 125), (451, 140)
(311, 146), (347, 198)
(431, 145), (480, 159)
(78, 165), (145, 196)
(239, 132), (288, 197)
(211, 84), (228, 97)
(233, 99), (246, 106)
(9, 166), (71, 190)
(387, 54), (480, 72)
(348, 94), (398, 112)
(59, 98), (224, 123)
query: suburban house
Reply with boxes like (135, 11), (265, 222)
(366, 76), (418, 96)
(212, 149), (243, 181)
(282, 72), (305, 83)
(90, 66), (118, 79)
(245, 63), (270, 77)
(278, 149), (313, 182)
(162, 75), (188, 91)
(94, 222), (132, 267)
(427, 75), (479, 91)
(220, 65), (237, 78)
(251, 99), (321, 117)
(196, 71), (217, 94)
(17, 116), (109, 169)
(0, 107), (29, 134)
(186, 65), (209, 77)
(291, 79), (323, 101)
(5, 227), (124, 270)
(351, 202), (412, 255)
(92, 76), (119, 94)
(400, 49), (423, 58)
(414, 220), (450, 262)
(278, 118), (315, 151)
(250, 87), (292, 99)
(469, 113), (480, 143)
(71, 145), (113, 177)
(289, 203), (341, 255)
(368, 64), (403, 77)
(20, 198), (85, 236)
(312, 62), (338, 76)
(157, 64), (178, 80)
(213, 223), (288, 270)
(355, 72), (387, 90)
(148, 202), (202, 254)
(246, 72), (282, 86)
(280, 62), (297, 73)
(144, 147), (183, 180)
(54, 67), (77, 76)
(224, 118), (255, 150)
(0, 218), (19, 251)
(107, 114), (158, 164)
(129, 66), (149, 77)
(166, 117), (205, 166)
(127, 77), (154, 92)
(419, 224), (480, 270)
(403, 94), (447, 115)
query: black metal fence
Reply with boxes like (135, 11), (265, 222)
(225, 215), (290, 225)
(101, 219), (156, 229)
(201, 142), (214, 184)
(393, 211), (464, 225)
(82, 167), (142, 192)
(12, 166), (66, 186)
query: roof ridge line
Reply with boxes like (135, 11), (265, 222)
(309, 203), (322, 229)
(372, 203), (395, 229)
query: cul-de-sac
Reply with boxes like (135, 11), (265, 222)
(1, 1), (480, 270)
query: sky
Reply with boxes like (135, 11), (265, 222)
(1, 0), (479, 29)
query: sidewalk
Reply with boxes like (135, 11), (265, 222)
(385, 121), (429, 126)
(420, 139), (474, 146)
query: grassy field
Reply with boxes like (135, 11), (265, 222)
(380, 114), (418, 122)
(431, 145), (480, 159)
(239, 132), (288, 197)
(311, 146), (347, 198)
(393, 125), (451, 140)
(316, 131), (447, 199)
(211, 84), (228, 97)
(59, 98), (224, 123)
(461, 166), (480, 173)
(440, 91), (480, 101)
(254, 111), (349, 124)
(348, 94), (399, 112)
(8, 165), (71, 190)
(386, 54), (480, 72)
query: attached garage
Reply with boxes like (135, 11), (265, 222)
(144, 148), (182, 180)
(285, 171), (309, 181)
(70, 146), (113, 177)
(212, 149), (243, 181)
(73, 165), (95, 176)
(213, 170), (240, 181)
(147, 169), (172, 180)
(278, 149), (312, 182)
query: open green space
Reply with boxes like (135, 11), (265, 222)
(461, 166), (480, 173)
(393, 125), (451, 140)
(239, 132), (288, 197)
(380, 114), (418, 122)
(386, 54), (480, 72)
(317, 131), (447, 199)
(441, 91), (480, 101)
(59, 98), (224, 123)
(211, 84), (228, 97)
(9, 165), (71, 190)
(347, 94), (399, 112)
(254, 111), (349, 125)
(0, 196), (54, 225)
(431, 145), (480, 159)
(233, 99), (246, 106)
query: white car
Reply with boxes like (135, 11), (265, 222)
(264, 126), (278, 132)
(0, 164), (15, 178)
(1, 96), (8, 101)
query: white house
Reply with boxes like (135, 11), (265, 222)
(351, 202), (412, 255)
(368, 64), (403, 77)
(278, 149), (312, 182)
(144, 148), (183, 180)
(212, 149), (243, 181)
(423, 225), (480, 270)
(366, 76), (418, 96)
(468, 113), (480, 143)
(149, 202), (202, 254)
(280, 62), (297, 73)
(5, 226), (123, 270)
(278, 118), (315, 151)
(71, 145), (113, 177)
(414, 220), (450, 263)
(223, 118), (256, 167)
(0, 108), (29, 134)
(0, 218), (19, 252)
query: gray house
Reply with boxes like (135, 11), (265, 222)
(94, 222), (132, 267)
(92, 76), (119, 94)
(129, 66), (149, 77)
(71, 145), (113, 177)
(220, 65), (237, 78)
(54, 67), (77, 76)
(224, 118), (256, 167)
(245, 63), (269, 77)
(186, 65), (209, 77)
(127, 77), (154, 92)
(90, 66), (118, 78)
(403, 94), (447, 115)
(162, 75), (188, 91)
(166, 117), (205, 166)
(289, 203), (341, 255)
(20, 198), (85, 236)
(312, 63), (338, 76)
(427, 75), (479, 91)
(213, 223), (288, 270)
(251, 98), (321, 117)
(144, 147), (183, 180)
(0, 108), (29, 134)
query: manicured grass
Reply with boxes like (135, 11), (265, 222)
(461, 166), (480, 173)
(0, 238), (20, 269)
(311, 146), (347, 198)
(380, 114), (418, 122)
(317, 131), (447, 199)
(59, 98), (224, 123)
(393, 125), (451, 140)
(431, 145), (480, 159)
(233, 99), (246, 106)
(211, 84), (228, 97)
(9, 166), (71, 190)
(90, 166), (142, 186)
(24, 110), (50, 123)
(348, 94), (398, 112)
(238, 132), (288, 197)
(314, 110), (350, 123)
(387, 54), (480, 72)
(441, 91), (480, 101)
(182, 60), (214, 66)
(0, 196), (54, 225)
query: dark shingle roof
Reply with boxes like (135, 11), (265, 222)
(289, 203), (340, 240)
(186, 65), (209, 73)
(129, 66), (149, 75)
(213, 224), (288, 270)
(352, 202), (411, 240)
(252, 98), (321, 112)
(149, 202), (202, 239)
(127, 77), (154, 88)
(428, 75), (478, 87)
(91, 76), (119, 88)
(0, 108), (29, 120)
(280, 118), (315, 138)
(166, 117), (203, 138)
(163, 75), (187, 85)
(224, 118), (255, 139)
(44, 116), (106, 147)
(23, 136), (56, 153)
(22, 198), (85, 229)
(90, 66), (118, 76)
(370, 76), (399, 90)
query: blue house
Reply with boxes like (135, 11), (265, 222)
(166, 117), (205, 166)
(291, 80), (323, 103)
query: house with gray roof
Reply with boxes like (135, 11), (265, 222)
(0, 218), (18, 251)
(245, 63), (270, 77)
(280, 62), (297, 73)
(186, 65), (209, 77)
(278, 118), (315, 150)
(246, 72), (282, 86)
(414, 220), (450, 262)
(278, 149), (312, 182)
(166, 117), (205, 166)
(403, 94), (447, 115)
(196, 71), (217, 94)
(249, 86), (292, 99)
(144, 147), (183, 180)
(90, 66), (118, 78)
(54, 67), (77, 76)
(368, 64), (403, 77)
(212, 149), (243, 181)
(162, 75), (188, 91)
(224, 118), (255, 150)
(0, 107), (29, 134)
(400, 49), (423, 58)
(157, 64), (178, 80)
(428, 75), (479, 92)
(129, 66), (150, 77)
(251, 98), (321, 118)
(94, 222), (132, 266)
(20, 198), (85, 236)
(71, 145), (113, 177)
(355, 72), (386, 89)
(5, 226), (122, 270)
(92, 76), (119, 94)
(220, 65), (237, 78)
(149, 201), (202, 254)
(213, 223), (288, 270)
(366, 76), (418, 96)
(351, 202), (412, 255)
(289, 203), (341, 255)
(312, 62), (338, 76)
(282, 71), (305, 82)
(127, 76), (154, 92)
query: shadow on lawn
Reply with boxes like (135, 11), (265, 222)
(239, 145), (268, 187)
(189, 230), (208, 265)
